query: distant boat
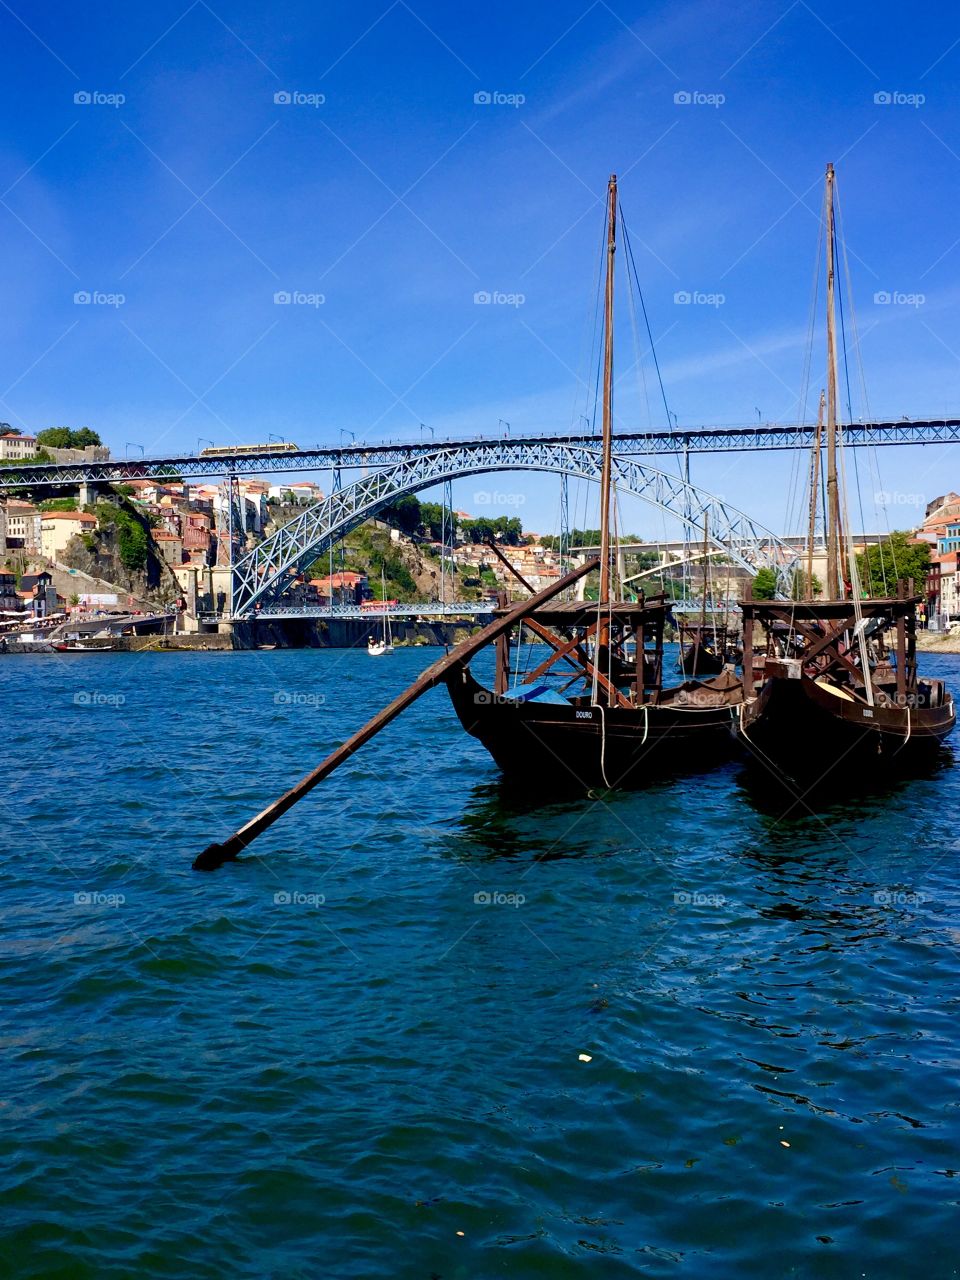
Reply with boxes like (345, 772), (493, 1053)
(367, 568), (394, 656)
(53, 641), (116, 653)
(675, 517), (737, 677)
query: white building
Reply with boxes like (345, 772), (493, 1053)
(0, 432), (38, 460)
(39, 510), (97, 559)
(267, 481), (324, 505)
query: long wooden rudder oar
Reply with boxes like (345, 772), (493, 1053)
(193, 558), (597, 870)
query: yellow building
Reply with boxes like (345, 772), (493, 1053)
(39, 511), (96, 560)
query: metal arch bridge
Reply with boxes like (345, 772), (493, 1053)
(230, 440), (798, 618)
(3, 416), (960, 489)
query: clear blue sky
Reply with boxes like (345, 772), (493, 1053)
(1, 0), (959, 539)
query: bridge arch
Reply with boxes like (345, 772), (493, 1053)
(231, 441), (796, 616)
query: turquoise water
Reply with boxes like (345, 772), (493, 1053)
(3, 647), (960, 1278)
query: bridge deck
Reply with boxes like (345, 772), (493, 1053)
(3, 419), (959, 488)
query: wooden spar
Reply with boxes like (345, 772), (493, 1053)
(693, 512), (709, 678)
(493, 588), (509, 695)
(896, 578), (907, 706)
(597, 173), (617, 640)
(193, 557), (598, 871)
(824, 162), (840, 599)
(806, 389), (825, 600)
(742, 579), (754, 698)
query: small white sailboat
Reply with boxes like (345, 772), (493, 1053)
(367, 568), (395, 656)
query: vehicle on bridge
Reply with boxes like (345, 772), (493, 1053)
(199, 441), (299, 457)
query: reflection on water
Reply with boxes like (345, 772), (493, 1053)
(2, 648), (960, 1277)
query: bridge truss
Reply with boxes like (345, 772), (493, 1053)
(2, 417), (959, 490)
(231, 441), (798, 618)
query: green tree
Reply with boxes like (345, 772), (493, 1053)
(856, 531), (930, 596)
(418, 501), (447, 541)
(752, 567), (778, 599)
(96, 502), (149, 572)
(380, 495), (422, 536)
(36, 428), (72, 448)
(37, 427), (102, 449)
(790, 568), (822, 600)
(460, 517), (495, 544)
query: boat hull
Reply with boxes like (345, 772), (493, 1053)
(739, 673), (955, 783)
(676, 641), (725, 677)
(445, 665), (739, 788)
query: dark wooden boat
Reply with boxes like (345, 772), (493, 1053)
(676, 626), (727, 677)
(441, 174), (743, 787)
(674, 518), (737, 677)
(739, 591), (955, 780)
(446, 600), (742, 788)
(737, 163), (954, 782)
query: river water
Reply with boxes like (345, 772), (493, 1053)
(3, 647), (960, 1278)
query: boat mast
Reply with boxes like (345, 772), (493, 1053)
(598, 173), (618, 622)
(699, 511), (709, 633)
(805, 388), (825, 600)
(824, 162), (841, 599)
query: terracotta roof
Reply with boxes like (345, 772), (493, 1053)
(309, 572), (364, 589)
(41, 511), (96, 522)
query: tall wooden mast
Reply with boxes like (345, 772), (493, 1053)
(806, 388), (825, 600)
(598, 173), (618, 617)
(824, 162), (841, 599)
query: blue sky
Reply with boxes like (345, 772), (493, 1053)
(1, 0), (959, 539)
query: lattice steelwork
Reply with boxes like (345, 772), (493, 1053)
(230, 442), (798, 618)
(3, 418), (959, 489)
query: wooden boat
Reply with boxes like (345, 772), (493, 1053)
(674, 516), (738, 677)
(441, 174), (743, 787)
(737, 163), (955, 781)
(445, 602), (742, 787)
(676, 624), (728, 677)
